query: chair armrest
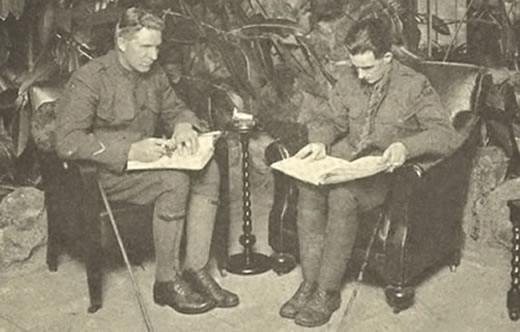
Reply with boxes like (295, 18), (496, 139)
(69, 161), (98, 191)
(265, 140), (292, 165)
(382, 121), (481, 283)
(64, 160), (102, 226)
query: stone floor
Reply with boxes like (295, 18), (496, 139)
(0, 234), (518, 332)
(1, 154), (520, 331)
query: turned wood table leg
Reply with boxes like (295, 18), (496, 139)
(507, 201), (520, 321)
(227, 124), (271, 275)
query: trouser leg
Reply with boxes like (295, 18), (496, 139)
(296, 183), (328, 283)
(317, 186), (358, 291)
(153, 180), (190, 282)
(99, 161), (220, 280)
(100, 169), (192, 282)
(317, 174), (391, 291)
(184, 160), (221, 271)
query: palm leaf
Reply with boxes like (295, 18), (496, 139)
(229, 18), (305, 39)
(271, 38), (313, 80)
(416, 14), (451, 36)
(208, 36), (255, 96)
(294, 37), (316, 74)
(252, 39), (274, 80)
(432, 15), (450, 36)
(295, 36), (336, 86)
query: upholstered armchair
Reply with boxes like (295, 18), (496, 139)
(264, 61), (492, 312)
(29, 82), (231, 313)
(478, 79), (520, 321)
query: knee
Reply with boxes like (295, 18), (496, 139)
(152, 171), (191, 222)
(205, 159), (220, 186)
(158, 170), (190, 193)
(154, 190), (188, 222)
(191, 159), (220, 198)
(328, 186), (358, 212)
(297, 183), (326, 204)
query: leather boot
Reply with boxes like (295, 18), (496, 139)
(183, 268), (239, 308)
(153, 275), (216, 314)
(279, 281), (316, 319)
(294, 287), (341, 327)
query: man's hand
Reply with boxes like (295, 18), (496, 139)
(172, 123), (199, 155)
(128, 138), (174, 162)
(382, 142), (408, 172)
(294, 143), (327, 160)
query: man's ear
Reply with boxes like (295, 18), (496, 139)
(116, 37), (127, 52)
(382, 52), (393, 64)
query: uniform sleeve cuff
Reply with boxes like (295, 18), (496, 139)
(174, 111), (206, 131)
(399, 138), (424, 159)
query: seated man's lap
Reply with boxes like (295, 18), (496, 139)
(297, 172), (392, 215)
(328, 173), (392, 215)
(99, 160), (220, 205)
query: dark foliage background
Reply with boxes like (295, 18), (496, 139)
(1, 0), (519, 190)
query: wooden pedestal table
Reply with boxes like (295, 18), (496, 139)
(227, 120), (271, 275)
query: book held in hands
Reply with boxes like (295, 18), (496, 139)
(270, 155), (388, 185)
(126, 131), (222, 171)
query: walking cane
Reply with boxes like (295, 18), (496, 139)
(338, 170), (402, 331)
(338, 211), (385, 331)
(97, 180), (155, 332)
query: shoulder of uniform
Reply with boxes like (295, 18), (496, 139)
(334, 64), (353, 78)
(394, 62), (432, 96)
(70, 54), (111, 82)
(146, 64), (171, 88)
(395, 62), (440, 102)
(149, 63), (168, 79)
(394, 60), (427, 82)
(334, 65), (357, 88)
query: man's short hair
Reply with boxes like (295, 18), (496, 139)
(116, 7), (164, 40)
(344, 17), (392, 59)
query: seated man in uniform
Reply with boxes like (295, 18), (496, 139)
(55, 7), (238, 315)
(279, 17), (462, 327)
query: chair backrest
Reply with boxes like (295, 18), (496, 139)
(410, 61), (492, 123)
(480, 81), (520, 178)
(28, 82), (64, 154)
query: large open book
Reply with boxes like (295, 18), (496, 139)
(127, 131), (222, 171)
(271, 155), (388, 185)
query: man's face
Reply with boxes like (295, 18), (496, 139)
(118, 27), (162, 73)
(348, 50), (392, 85)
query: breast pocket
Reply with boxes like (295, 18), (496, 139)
(97, 89), (139, 125)
(96, 95), (117, 123)
(143, 89), (160, 115)
(375, 103), (417, 140)
(377, 98), (411, 123)
(395, 110), (421, 138)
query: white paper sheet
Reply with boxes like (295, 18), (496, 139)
(126, 131), (221, 171)
(271, 155), (388, 185)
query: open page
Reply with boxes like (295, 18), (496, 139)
(127, 131), (221, 171)
(271, 155), (388, 185)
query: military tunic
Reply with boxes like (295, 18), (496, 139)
(55, 50), (219, 212)
(299, 60), (462, 164)
(295, 60), (462, 291)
